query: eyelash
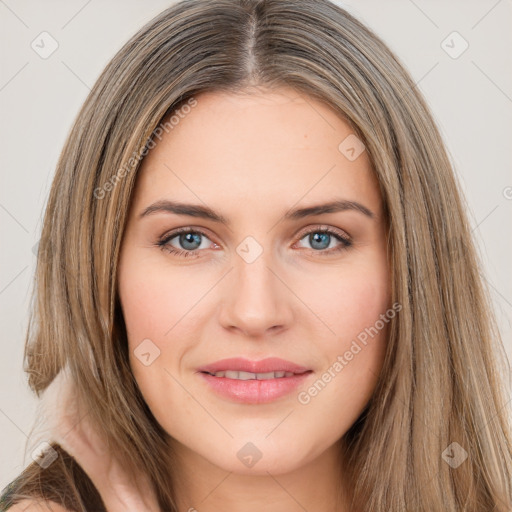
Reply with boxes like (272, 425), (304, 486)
(156, 226), (352, 258)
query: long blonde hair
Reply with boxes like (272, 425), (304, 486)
(2, 0), (511, 510)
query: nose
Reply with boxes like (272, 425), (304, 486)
(218, 248), (294, 338)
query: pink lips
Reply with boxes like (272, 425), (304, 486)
(198, 357), (310, 375)
(197, 357), (312, 404)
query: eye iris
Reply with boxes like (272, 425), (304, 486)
(180, 232), (202, 250)
(310, 232), (330, 250)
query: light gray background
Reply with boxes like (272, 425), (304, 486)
(1, 0), (511, 487)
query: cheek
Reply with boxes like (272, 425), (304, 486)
(298, 261), (390, 406)
(119, 263), (196, 425)
(119, 258), (216, 409)
(303, 258), (390, 346)
(119, 260), (203, 346)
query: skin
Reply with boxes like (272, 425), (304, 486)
(117, 87), (391, 512)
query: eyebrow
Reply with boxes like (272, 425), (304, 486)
(138, 198), (375, 224)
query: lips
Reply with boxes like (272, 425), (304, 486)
(197, 357), (311, 375)
(196, 357), (313, 404)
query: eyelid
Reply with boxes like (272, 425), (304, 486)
(158, 226), (215, 243)
(296, 224), (351, 242)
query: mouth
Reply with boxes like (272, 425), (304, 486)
(197, 356), (311, 375)
(196, 358), (313, 404)
(200, 370), (310, 380)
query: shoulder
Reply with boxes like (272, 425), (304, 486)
(6, 499), (73, 511)
(0, 443), (101, 512)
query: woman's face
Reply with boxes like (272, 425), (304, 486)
(118, 87), (391, 475)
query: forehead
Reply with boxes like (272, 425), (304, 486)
(132, 88), (381, 216)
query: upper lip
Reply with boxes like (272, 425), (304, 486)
(198, 357), (311, 374)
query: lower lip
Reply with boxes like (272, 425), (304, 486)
(198, 371), (312, 404)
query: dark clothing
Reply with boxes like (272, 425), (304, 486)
(0, 443), (106, 512)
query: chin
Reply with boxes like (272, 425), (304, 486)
(221, 454), (302, 476)
(206, 438), (315, 476)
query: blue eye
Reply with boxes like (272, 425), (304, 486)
(156, 226), (352, 258)
(296, 227), (352, 255)
(157, 228), (212, 258)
